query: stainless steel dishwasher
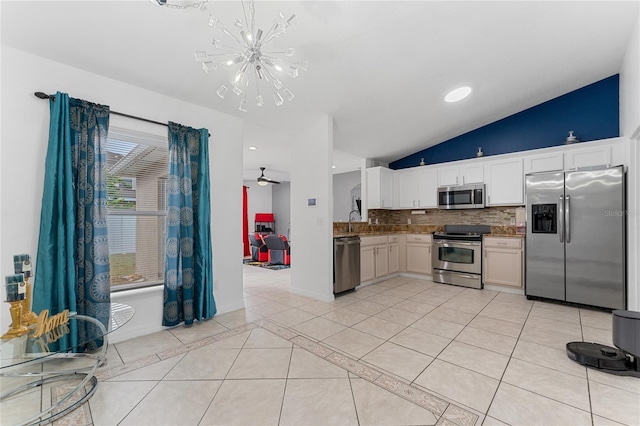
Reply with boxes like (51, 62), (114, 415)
(333, 236), (361, 293)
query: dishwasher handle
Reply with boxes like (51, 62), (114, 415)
(335, 240), (361, 245)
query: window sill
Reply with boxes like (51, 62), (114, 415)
(111, 280), (163, 293)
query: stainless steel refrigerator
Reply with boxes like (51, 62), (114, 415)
(525, 166), (626, 309)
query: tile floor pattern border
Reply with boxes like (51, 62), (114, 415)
(70, 319), (480, 426)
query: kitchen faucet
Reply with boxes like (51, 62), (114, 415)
(348, 209), (360, 233)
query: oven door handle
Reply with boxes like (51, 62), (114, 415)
(434, 270), (479, 280)
(434, 240), (480, 247)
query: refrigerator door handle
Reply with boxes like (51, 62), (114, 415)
(565, 194), (571, 244)
(558, 195), (564, 243)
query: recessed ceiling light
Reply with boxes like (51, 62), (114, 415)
(248, 146), (257, 150)
(332, 165), (337, 169)
(445, 86), (472, 103)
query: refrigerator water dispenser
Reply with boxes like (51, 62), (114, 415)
(531, 204), (557, 233)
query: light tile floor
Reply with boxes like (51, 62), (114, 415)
(5, 265), (639, 426)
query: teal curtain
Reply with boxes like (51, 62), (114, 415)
(163, 122), (216, 326)
(34, 92), (111, 348)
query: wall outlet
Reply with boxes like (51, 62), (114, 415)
(214, 279), (219, 290)
(510, 218), (516, 225)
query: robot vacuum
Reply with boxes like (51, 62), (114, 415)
(566, 310), (640, 378)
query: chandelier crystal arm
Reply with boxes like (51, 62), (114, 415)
(260, 64), (283, 90)
(261, 54), (308, 70)
(259, 21), (285, 47)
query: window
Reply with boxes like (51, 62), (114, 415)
(106, 127), (168, 291)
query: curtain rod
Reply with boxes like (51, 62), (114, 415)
(34, 92), (210, 136)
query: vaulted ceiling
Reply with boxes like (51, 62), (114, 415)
(2, 1), (638, 182)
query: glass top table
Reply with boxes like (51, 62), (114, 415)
(0, 303), (134, 425)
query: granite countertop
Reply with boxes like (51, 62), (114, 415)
(333, 223), (524, 238)
(334, 232), (526, 239)
(333, 231), (424, 238)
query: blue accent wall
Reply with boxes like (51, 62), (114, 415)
(390, 75), (619, 170)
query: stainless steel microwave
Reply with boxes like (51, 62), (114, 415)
(437, 183), (485, 209)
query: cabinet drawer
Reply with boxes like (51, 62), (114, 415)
(484, 237), (522, 249)
(360, 235), (388, 246)
(406, 234), (432, 243)
(388, 235), (400, 244)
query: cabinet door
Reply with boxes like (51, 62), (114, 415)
(388, 243), (399, 274)
(438, 166), (460, 186)
(461, 164), (484, 184)
(380, 168), (393, 208)
(366, 167), (394, 209)
(483, 248), (522, 287)
(397, 170), (416, 208)
(565, 145), (612, 170)
(360, 246), (375, 282)
(375, 245), (389, 277)
(406, 243), (431, 275)
(485, 158), (524, 205)
(416, 168), (438, 208)
(366, 168), (382, 209)
(524, 152), (564, 174)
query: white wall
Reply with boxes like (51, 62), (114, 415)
(333, 170), (361, 222)
(290, 116), (334, 301)
(272, 182), (291, 238)
(620, 10), (640, 311)
(243, 181), (273, 234)
(0, 47), (245, 341)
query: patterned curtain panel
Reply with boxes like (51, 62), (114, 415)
(163, 122), (216, 326)
(34, 92), (111, 349)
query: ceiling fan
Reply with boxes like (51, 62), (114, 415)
(257, 167), (281, 186)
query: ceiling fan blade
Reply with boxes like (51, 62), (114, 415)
(256, 167), (280, 184)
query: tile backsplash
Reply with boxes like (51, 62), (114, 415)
(368, 207), (517, 227)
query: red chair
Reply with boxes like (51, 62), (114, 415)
(249, 233), (268, 262)
(265, 234), (291, 265)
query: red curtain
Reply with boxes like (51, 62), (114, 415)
(242, 186), (250, 256)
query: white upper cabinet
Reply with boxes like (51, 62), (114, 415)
(396, 167), (438, 209)
(565, 144), (612, 170)
(437, 166), (459, 186)
(523, 137), (625, 173)
(484, 158), (524, 206)
(367, 166), (393, 209)
(523, 152), (564, 174)
(416, 168), (438, 208)
(396, 170), (417, 209)
(372, 137), (626, 211)
(437, 163), (483, 186)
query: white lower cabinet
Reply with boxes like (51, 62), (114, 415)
(360, 235), (389, 282)
(405, 234), (432, 275)
(360, 245), (376, 282)
(388, 235), (400, 274)
(483, 237), (524, 287)
(375, 244), (389, 277)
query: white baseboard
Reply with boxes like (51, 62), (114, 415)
(289, 286), (335, 302)
(400, 272), (434, 281)
(215, 300), (246, 315)
(484, 284), (524, 295)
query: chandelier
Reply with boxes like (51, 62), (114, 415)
(189, 0), (308, 112)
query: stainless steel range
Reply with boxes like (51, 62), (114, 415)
(432, 224), (491, 289)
